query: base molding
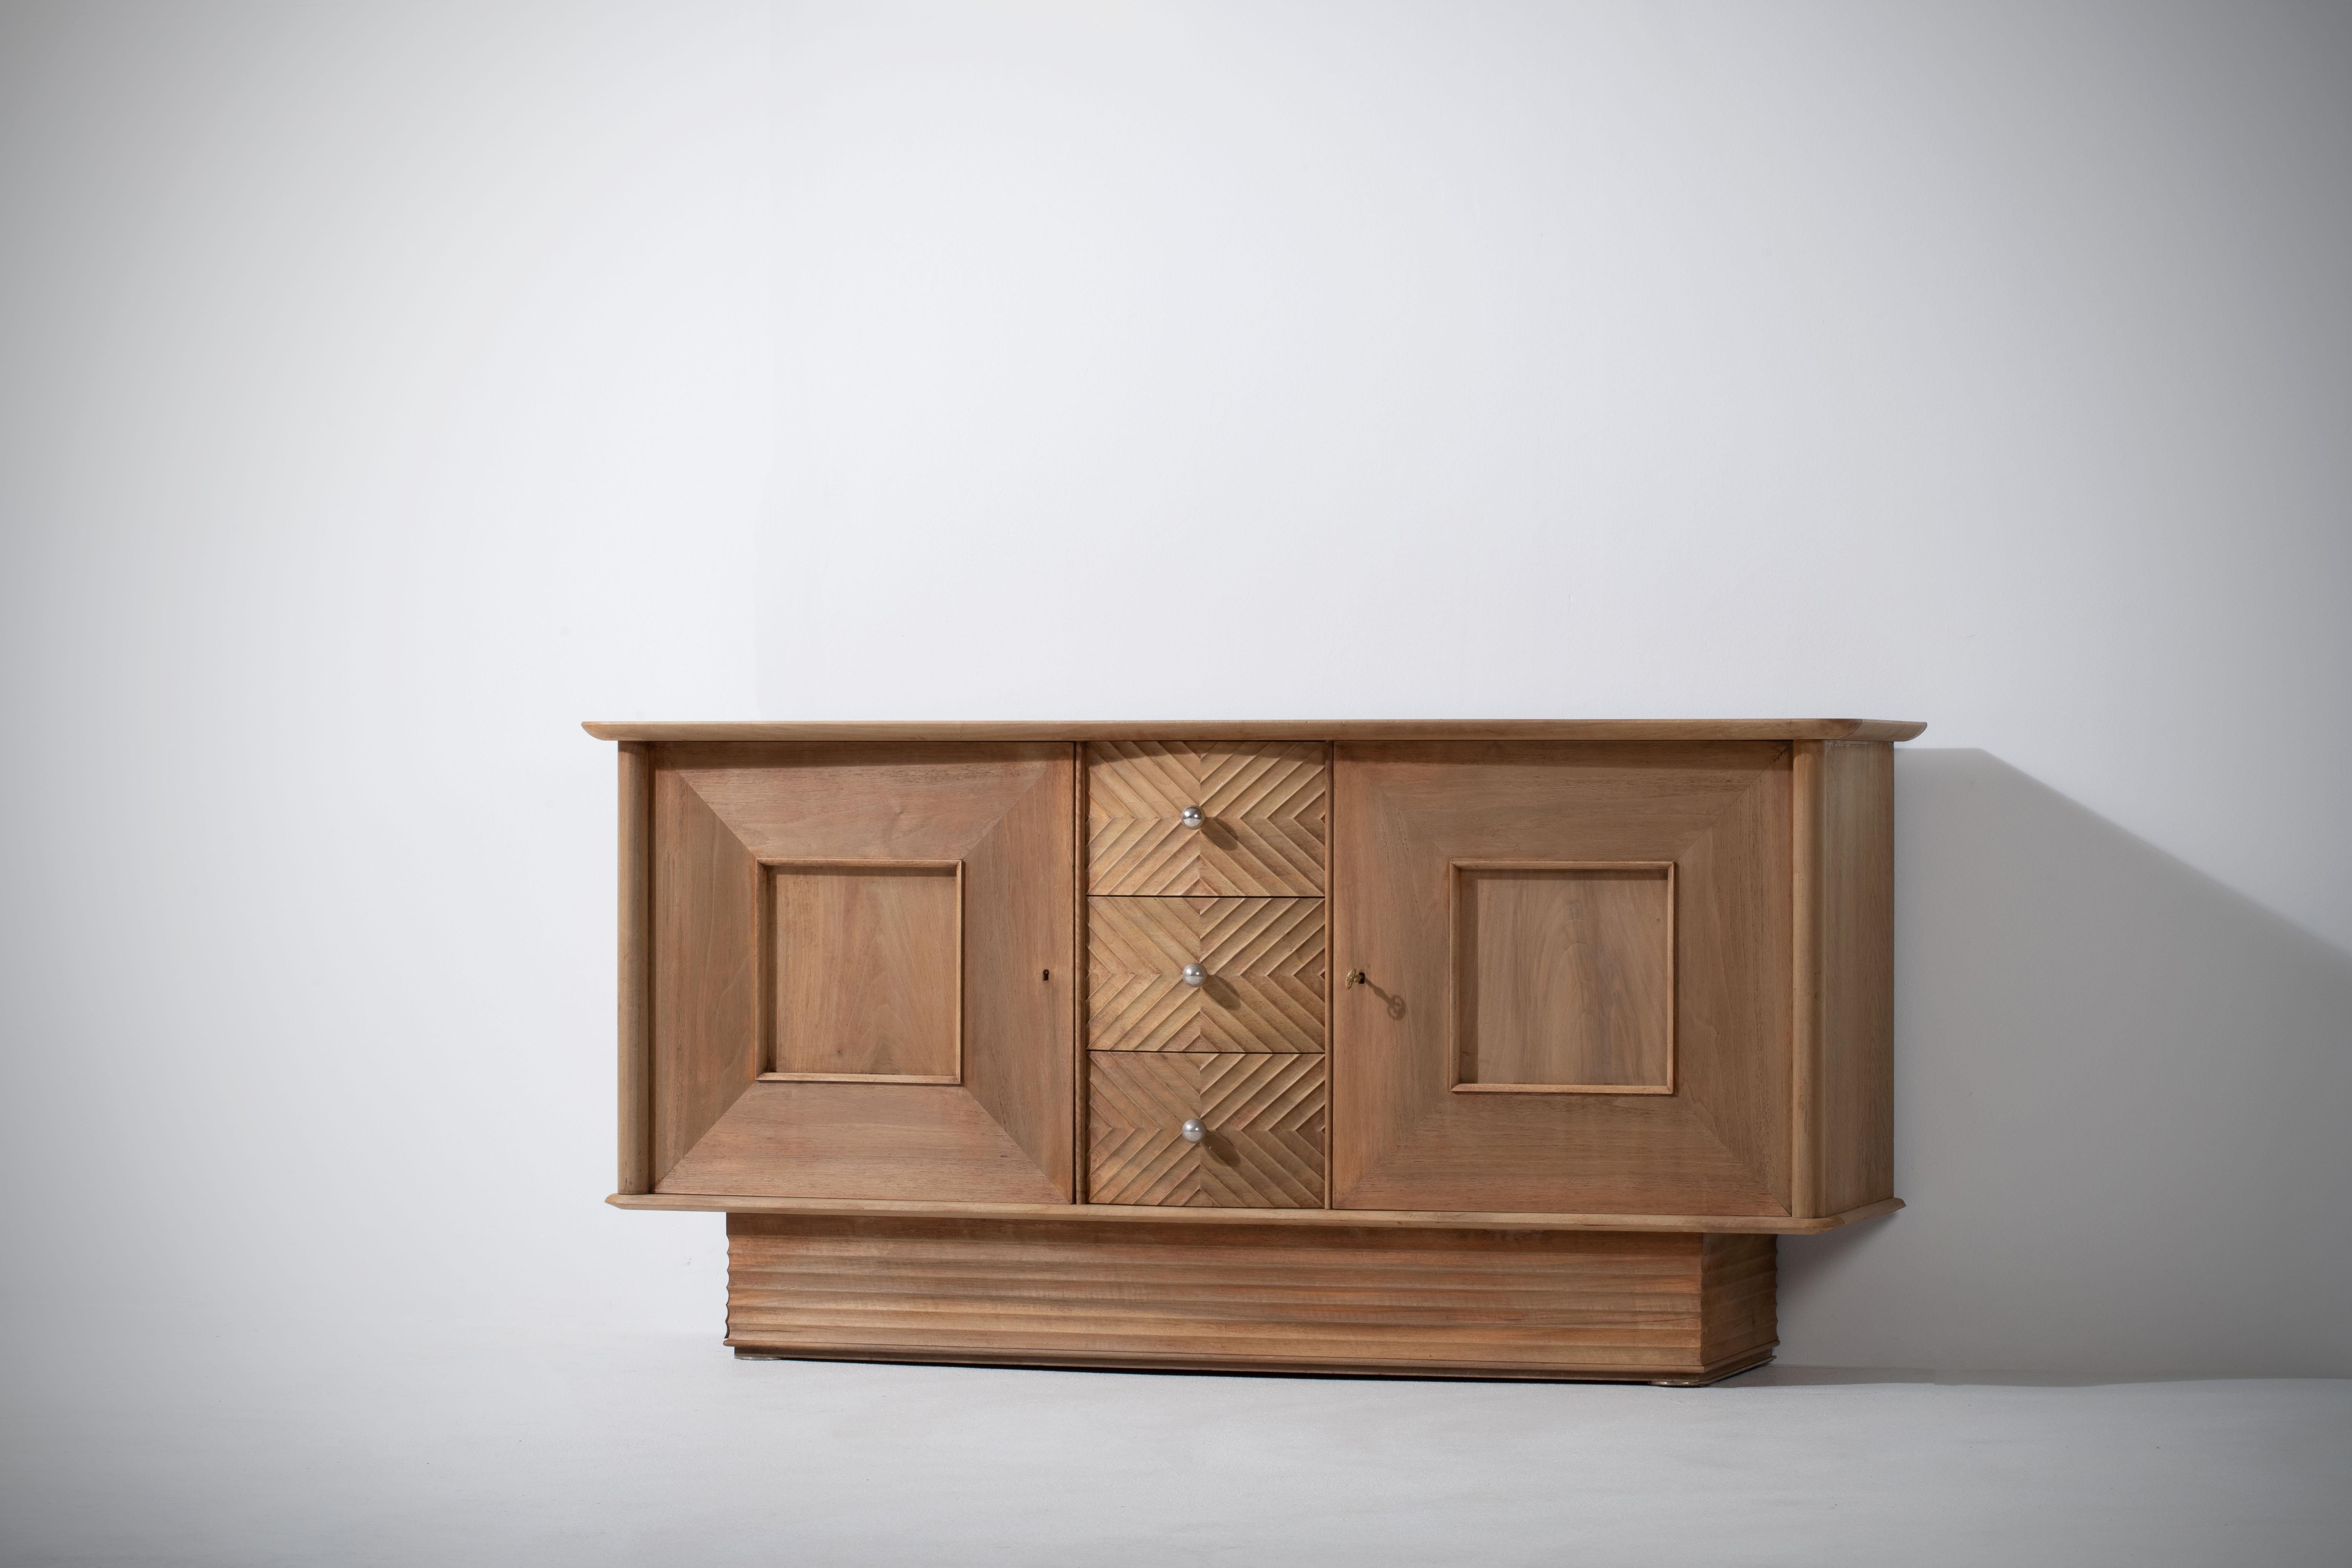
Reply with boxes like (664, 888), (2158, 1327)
(726, 1213), (1776, 1383)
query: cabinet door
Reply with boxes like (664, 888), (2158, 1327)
(1332, 743), (1792, 1217)
(646, 743), (1073, 1202)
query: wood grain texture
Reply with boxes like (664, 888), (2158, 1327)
(725, 1215), (1777, 1380)
(1088, 1052), (1326, 1207)
(1089, 742), (1327, 896)
(658, 1081), (1064, 1202)
(589, 719), (1928, 743)
(599, 724), (1907, 1381)
(1088, 896), (1325, 1052)
(770, 862), (960, 1081)
(1698, 1234), (1778, 1368)
(1332, 742), (1794, 1217)
(650, 744), (1073, 1202)
(1323, 745), (1336, 1196)
(651, 766), (761, 1185)
(617, 1190), (1903, 1233)
(1072, 743), (1089, 1200)
(1811, 740), (1897, 1216)
(1452, 863), (1673, 1092)
(1791, 743), (1823, 1217)
(618, 744), (653, 1194)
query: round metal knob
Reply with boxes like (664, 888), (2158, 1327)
(1180, 805), (1204, 828)
(1181, 1118), (1206, 1144)
(1181, 962), (1207, 987)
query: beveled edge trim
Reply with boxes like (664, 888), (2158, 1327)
(612, 1191), (1904, 1234)
(1072, 744), (1089, 1203)
(1452, 1083), (1677, 1095)
(763, 858), (964, 1086)
(585, 720), (1929, 743)
(616, 744), (653, 1194)
(757, 1072), (962, 1085)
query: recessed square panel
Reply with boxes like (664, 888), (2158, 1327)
(1451, 862), (1674, 1093)
(766, 861), (962, 1084)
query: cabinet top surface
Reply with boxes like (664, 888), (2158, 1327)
(582, 718), (1927, 743)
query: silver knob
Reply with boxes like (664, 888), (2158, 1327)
(1180, 805), (1204, 828)
(1181, 962), (1207, 987)
(1181, 1118), (1206, 1144)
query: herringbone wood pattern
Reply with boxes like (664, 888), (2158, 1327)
(1088, 742), (1326, 895)
(1088, 1052), (1326, 1207)
(1089, 896), (1325, 1052)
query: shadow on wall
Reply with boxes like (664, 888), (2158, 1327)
(1775, 749), (2352, 1377)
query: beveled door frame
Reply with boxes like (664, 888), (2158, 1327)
(756, 858), (966, 1087)
(1443, 858), (1678, 1096)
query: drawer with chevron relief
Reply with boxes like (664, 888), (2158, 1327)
(1088, 896), (1325, 1053)
(1087, 740), (1326, 896)
(1087, 1051), (1326, 1208)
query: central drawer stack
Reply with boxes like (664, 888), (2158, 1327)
(1083, 741), (1329, 1207)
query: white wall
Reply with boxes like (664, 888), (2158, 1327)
(0, 0), (767, 1338)
(3, 1), (2347, 1375)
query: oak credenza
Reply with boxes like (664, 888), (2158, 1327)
(592, 720), (1916, 1383)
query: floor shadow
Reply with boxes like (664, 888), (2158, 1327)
(1775, 749), (2352, 1377)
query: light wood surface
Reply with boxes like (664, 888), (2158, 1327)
(1698, 1234), (1779, 1370)
(1088, 896), (1326, 1053)
(657, 1082), (1065, 1202)
(611, 1190), (1903, 1233)
(1450, 862), (1674, 1092)
(1089, 741), (1328, 895)
(1071, 743), (1088, 1199)
(597, 721), (1913, 1380)
(769, 861), (961, 1082)
(1804, 740), (1898, 1216)
(1087, 1051), (1326, 1207)
(588, 719), (1928, 743)
(1322, 745), (1337, 1194)
(648, 743), (1073, 1202)
(617, 744), (653, 1194)
(724, 1215), (1775, 1381)
(1332, 742), (1794, 1216)
(651, 766), (763, 1184)
(1791, 743), (1823, 1217)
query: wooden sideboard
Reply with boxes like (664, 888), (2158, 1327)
(590, 720), (1918, 1384)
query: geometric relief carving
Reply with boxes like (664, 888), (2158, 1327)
(649, 744), (1073, 1202)
(1087, 1052), (1326, 1208)
(1089, 741), (1327, 896)
(767, 861), (962, 1084)
(1331, 741), (1793, 1217)
(1450, 862), (1673, 1093)
(1089, 896), (1325, 1053)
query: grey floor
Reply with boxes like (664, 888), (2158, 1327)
(4, 1321), (2347, 1567)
